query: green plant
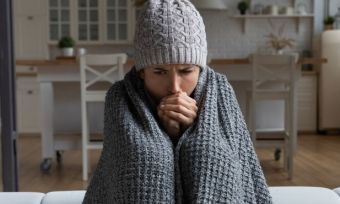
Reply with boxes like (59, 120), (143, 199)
(58, 36), (75, 49)
(237, 1), (249, 12)
(324, 16), (335, 25)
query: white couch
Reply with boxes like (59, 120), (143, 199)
(0, 187), (340, 204)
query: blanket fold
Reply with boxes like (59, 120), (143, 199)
(83, 66), (272, 203)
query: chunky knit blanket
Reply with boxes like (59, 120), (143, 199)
(83, 66), (272, 203)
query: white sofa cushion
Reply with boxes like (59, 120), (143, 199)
(1, 187), (340, 204)
(0, 192), (45, 204)
(41, 190), (86, 204)
(269, 186), (340, 204)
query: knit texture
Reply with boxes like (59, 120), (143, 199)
(134, 0), (207, 70)
(83, 66), (273, 203)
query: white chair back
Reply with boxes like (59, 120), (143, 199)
(80, 53), (127, 94)
(80, 53), (127, 181)
(250, 54), (297, 93)
(248, 53), (298, 179)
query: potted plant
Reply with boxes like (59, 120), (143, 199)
(265, 23), (295, 54)
(238, 1), (249, 15)
(324, 16), (335, 30)
(58, 36), (75, 57)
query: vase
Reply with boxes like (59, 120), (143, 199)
(62, 47), (74, 57)
(324, 24), (334, 31)
(275, 49), (283, 55)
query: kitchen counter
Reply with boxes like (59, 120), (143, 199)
(16, 57), (326, 66)
(15, 56), (325, 163)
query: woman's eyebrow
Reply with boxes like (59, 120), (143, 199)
(153, 67), (167, 71)
(180, 66), (195, 70)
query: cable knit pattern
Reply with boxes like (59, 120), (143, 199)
(134, 0), (207, 70)
(83, 66), (273, 203)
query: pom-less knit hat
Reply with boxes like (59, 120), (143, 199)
(134, 0), (207, 70)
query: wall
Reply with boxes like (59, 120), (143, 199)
(49, 0), (317, 61)
(204, 1), (313, 60)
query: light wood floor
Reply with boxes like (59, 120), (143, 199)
(9, 134), (340, 192)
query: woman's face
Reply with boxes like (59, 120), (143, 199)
(139, 64), (200, 104)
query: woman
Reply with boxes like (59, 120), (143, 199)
(83, 0), (272, 203)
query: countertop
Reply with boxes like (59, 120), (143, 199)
(15, 57), (326, 77)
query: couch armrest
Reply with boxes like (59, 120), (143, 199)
(269, 187), (340, 204)
(0, 192), (45, 204)
(41, 190), (86, 204)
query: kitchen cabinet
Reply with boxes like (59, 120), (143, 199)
(14, 0), (47, 134)
(13, 0), (49, 59)
(48, 0), (136, 44)
(14, 0), (47, 16)
(16, 75), (41, 133)
(297, 73), (317, 132)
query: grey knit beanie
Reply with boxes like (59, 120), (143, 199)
(134, 0), (207, 70)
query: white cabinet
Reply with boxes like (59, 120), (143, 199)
(297, 74), (317, 132)
(14, 0), (47, 134)
(13, 0), (48, 59)
(16, 75), (41, 133)
(48, 0), (135, 43)
(14, 0), (47, 16)
(14, 16), (49, 59)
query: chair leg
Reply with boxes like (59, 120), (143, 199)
(251, 99), (257, 145)
(82, 103), (88, 181)
(288, 149), (294, 179)
(246, 93), (256, 145)
(246, 93), (251, 128)
(288, 96), (295, 180)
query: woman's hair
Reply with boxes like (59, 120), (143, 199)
(134, 0), (207, 70)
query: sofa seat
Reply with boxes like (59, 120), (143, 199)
(0, 192), (45, 204)
(0, 187), (340, 204)
(42, 191), (86, 204)
(270, 187), (340, 204)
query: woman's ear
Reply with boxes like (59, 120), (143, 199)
(139, 69), (145, 79)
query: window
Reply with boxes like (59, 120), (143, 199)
(49, 0), (71, 41)
(78, 0), (99, 41)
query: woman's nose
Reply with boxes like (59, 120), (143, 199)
(169, 73), (181, 94)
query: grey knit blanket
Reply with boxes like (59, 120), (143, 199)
(83, 66), (273, 203)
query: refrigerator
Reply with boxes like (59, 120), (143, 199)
(319, 30), (340, 131)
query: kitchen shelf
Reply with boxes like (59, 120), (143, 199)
(232, 14), (314, 33)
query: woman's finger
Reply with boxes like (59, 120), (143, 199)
(163, 110), (196, 127)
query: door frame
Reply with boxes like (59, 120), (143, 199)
(0, 0), (19, 191)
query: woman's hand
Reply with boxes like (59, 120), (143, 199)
(157, 107), (181, 142)
(158, 92), (198, 132)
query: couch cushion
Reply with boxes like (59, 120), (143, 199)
(41, 190), (86, 204)
(269, 187), (340, 204)
(0, 192), (45, 204)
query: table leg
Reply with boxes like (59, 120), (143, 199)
(40, 82), (54, 159)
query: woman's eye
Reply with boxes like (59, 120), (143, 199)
(154, 70), (167, 75)
(180, 69), (194, 74)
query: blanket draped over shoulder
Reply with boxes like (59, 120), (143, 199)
(83, 66), (272, 204)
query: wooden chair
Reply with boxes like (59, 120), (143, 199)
(80, 53), (127, 181)
(247, 53), (297, 179)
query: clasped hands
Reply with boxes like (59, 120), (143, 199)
(157, 92), (198, 142)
